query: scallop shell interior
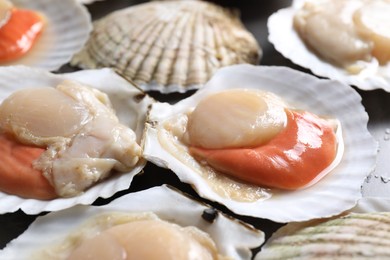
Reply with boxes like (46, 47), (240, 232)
(71, 0), (261, 93)
(1, 0), (91, 71)
(0, 185), (265, 260)
(0, 66), (154, 214)
(143, 64), (377, 223)
(268, 0), (390, 91)
(256, 197), (390, 259)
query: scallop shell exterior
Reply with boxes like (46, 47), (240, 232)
(1, 0), (92, 71)
(71, 0), (261, 93)
(268, 0), (390, 92)
(0, 185), (265, 260)
(257, 211), (390, 259)
(143, 64), (377, 223)
(0, 66), (154, 214)
(256, 198), (390, 259)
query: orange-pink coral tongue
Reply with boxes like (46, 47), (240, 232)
(189, 110), (337, 190)
(0, 8), (44, 62)
(0, 134), (57, 200)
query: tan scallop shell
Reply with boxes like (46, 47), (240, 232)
(71, 0), (261, 93)
(257, 211), (390, 259)
(256, 198), (390, 259)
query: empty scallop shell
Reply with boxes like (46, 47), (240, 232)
(143, 64), (377, 223)
(256, 197), (390, 259)
(1, 0), (91, 71)
(0, 66), (154, 214)
(71, 0), (261, 93)
(268, 0), (390, 91)
(0, 185), (265, 260)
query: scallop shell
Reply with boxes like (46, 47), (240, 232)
(77, 0), (104, 4)
(143, 64), (377, 223)
(0, 185), (265, 260)
(70, 0), (261, 93)
(268, 0), (390, 92)
(1, 0), (91, 71)
(353, 197), (390, 214)
(256, 198), (390, 259)
(0, 66), (154, 214)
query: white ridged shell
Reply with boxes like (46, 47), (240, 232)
(0, 66), (154, 214)
(0, 185), (265, 260)
(71, 0), (261, 93)
(1, 0), (92, 71)
(143, 64), (377, 223)
(258, 212), (390, 259)
(268, 0), (390, 92)
(256, 198), (390, 259)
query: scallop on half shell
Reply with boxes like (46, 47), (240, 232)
(268, 0), (390, 92)
(143, 64), (377, 223)
(0, 185), (265, 260)
(71, 0), (261, 93)
(256, 197), (390, 259)
(0, 66), (154, 214)
(0, 0), (91, 71)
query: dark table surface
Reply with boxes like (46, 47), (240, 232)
(1, 0), (390, 254)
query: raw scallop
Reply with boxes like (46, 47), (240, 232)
(268, 0), (390, 91)
(143, 64), (377, 222)
(1, 0), (91, 70)
(0, 66), (153, 214)
(0, 81), (142, 197)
